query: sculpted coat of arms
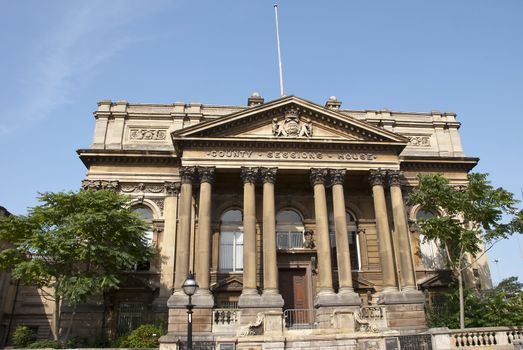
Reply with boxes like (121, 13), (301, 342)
(272, 109), (313, 138)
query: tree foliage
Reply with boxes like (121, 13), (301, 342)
(428, 277), (523, 328)
(115, 324), (166, 348)
(408, 173), (523, 267)
(0, 189), (154, 340)
(408, 172), (523, 328)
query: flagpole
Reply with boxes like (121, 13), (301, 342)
(274, 4), (285, 97)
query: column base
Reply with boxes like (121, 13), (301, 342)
(260, 290), (284, 308)
(192, 289), (214, 308)
(377, 289), (424, 305)
(238, 289), (262, 308)
(166, 290), (188, 308)
(314, 288), (361, 307)
(314, 288), (336, 307)
(338, 288), (362, 306)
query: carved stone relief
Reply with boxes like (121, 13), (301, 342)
(121, 183), (165, 193)
(129, 128), (167, 141)
(408, 136), (431, 147)
(82, 179), (119, 191)
(272, 108), (312, 138)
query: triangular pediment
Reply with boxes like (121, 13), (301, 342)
(418, 270), (454, 289)
(172, 96), (409, 147)
(353, 276), (376, 291)
(211, 276), (243, 292)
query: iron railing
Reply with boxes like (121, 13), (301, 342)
(284, 308), (316, 329)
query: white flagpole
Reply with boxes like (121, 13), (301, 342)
(274, 4), (285, 97)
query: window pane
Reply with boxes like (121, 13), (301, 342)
(222, 210), (242, 222)
(219, 232), (234, 271)
(276, 210), (302, 223)
(132, 206), (153, 222)
(290, 231), (303, 248)
(417, 209), (435, 220)
(349, 231), (359, 270)
(235, 232), (243, 271)
(277, 232), (288, 249)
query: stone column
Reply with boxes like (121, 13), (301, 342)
(260, 167), (284, 307)
(330, 169), (360, 305)
(238, 167), (260, 307)
(310, 168), (336, 306)
(193, 167), (215, 307)
(388, 171), (416, 290)
(369, 169), (397, 292)
(168, 166), (196, 306)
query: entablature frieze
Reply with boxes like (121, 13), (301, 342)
(178, 144), (402, 171)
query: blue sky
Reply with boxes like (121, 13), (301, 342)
(1, 1), (522, 285)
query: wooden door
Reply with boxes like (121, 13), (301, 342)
(278, 268), (309, 310)
(279, 268), (311, 326)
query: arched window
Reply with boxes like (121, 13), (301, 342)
(131, 205), (154, 271)
(132, 205), (154, 246)
(276, 209), (304, 249)
(219, 209), (243, 272)
(329, 211), (360, 271)
(416, 209), (447, 270)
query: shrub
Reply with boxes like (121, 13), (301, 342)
(13, 325), (34, 348)
(119, 324), (166, 348)
(27, 339), (63, 349)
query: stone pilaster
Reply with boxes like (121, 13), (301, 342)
(238, 167), (261, 307)
(310, 168), (336, 306)
(260, 167), (284, 307)
(193, 167), (215, 308)
(330, 169), (360, 305)
(369, 169), (397, 293)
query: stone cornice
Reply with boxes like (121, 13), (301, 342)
(77, 149), (178, 167)
(172, 138), (406, 154)
(400, 156), (479, 172)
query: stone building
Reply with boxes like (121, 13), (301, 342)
(7, 94), (493, 347)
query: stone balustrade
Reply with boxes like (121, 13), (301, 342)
(429, 327), (523, 350)
(213, 308), (240, 326)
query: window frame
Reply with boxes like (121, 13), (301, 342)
(219, 209), (244, 273)
(276, 209), (305, 250)
(329, 211), (361, 271)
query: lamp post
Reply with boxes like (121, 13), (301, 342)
(181, 271), (198, 350)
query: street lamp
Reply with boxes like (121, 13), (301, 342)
(181, 271), (198, 350)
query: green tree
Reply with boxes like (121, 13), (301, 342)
(428, 277), (523, 328)
(0, 190), (154, 342)
(408, 173), (523, 329)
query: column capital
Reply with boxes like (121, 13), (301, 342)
(240, 167), (259, 184)
(330, 169), (346, 186)
(310, 168), (329, 186)
(260, 167), (278, 184)
(387, 170), (402, 187)
(369, 169), (385, 187)
(198, 166), (216, 184)
(164, 181), (181, 196)
(180, 166), (197, 184)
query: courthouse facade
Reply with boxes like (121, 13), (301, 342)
(11, 94), (493, 346)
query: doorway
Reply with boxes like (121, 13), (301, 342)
(278, 268), (310, 310)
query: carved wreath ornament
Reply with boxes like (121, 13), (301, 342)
(272, 109), (312, 138)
